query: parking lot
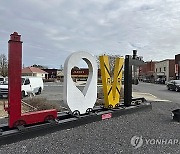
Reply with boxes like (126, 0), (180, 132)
(36, 82), (65, 108)
(34, 82), (91, 109)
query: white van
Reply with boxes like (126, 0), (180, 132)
(21, 76), (44, 97)
(0, 76), (44, 98)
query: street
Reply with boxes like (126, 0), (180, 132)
(133, 82), (180, 104)
(0, 82), (180, 154)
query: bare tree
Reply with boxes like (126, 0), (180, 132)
(97, 54), (123, 77)
(31, 64), (48, 69)
(0, 54), (8, 77)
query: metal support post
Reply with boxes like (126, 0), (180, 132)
(124, 55), (132, 106)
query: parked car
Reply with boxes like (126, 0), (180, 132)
(0, 76), (44, 98)
(142, 78), (151, 83)
(132, 78), (139, 85)
(155, 78), (165, 84)
(166, 80), (180, 92)
(0, 77), (5, 84)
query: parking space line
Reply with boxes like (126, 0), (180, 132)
(132, 92), (172, 102)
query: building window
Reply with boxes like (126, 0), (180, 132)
(164, 67), (166, 71)
(160, 68), (161, 72)
(156, 68), (157, 72)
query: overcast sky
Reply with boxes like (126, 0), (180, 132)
(1, 0), (180, 68)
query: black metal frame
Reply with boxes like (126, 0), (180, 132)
(124, 51), (144, 106)
(124, 55), (132, 106)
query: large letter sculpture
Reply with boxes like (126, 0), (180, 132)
(63, 51), (97, 114)
(99, 55), (124, 108)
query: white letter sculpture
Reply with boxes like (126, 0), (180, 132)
(63, 51), (97, 114)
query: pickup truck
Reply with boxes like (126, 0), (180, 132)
(0, 77), (5, 84)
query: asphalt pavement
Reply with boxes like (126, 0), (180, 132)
(0, 82), (180, 154)
(133, 82), (180, 104)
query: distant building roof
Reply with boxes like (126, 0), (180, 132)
(57, 70), (64, 77)
(22, 67), (48, 74)
(156, 59), (175, 63)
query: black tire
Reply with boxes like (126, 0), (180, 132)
(22, 91), (25, 98)
(36, 87), (42, 95)
(175, 87), (179, 92)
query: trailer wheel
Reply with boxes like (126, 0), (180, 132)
(108, 104), (113, 109)
(86, 108), (93, 113)
(72, 110), (80, 116)
(44, 115), (55, 122)
(13, 120), (26, 128)
(115, 104), (120, 108)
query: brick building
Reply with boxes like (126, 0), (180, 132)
(175, 54), (180, 79)
(139, 61), (156, 82)
(42, 69), (58, 79)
